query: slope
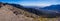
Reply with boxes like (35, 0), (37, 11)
(0, 3), (39, 21)
(0, 2), (60, 21)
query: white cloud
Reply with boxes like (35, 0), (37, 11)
(19, 2), (51, 7)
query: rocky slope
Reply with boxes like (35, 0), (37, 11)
(0, 2), (39, 21)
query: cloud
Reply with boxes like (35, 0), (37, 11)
(0, 0), (60, 7)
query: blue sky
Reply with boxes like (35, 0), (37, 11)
(0, 0), (60, 6)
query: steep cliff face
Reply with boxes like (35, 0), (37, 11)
(0, 3), (39, 21)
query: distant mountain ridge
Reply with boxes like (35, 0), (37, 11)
(42, 4), (60, 11)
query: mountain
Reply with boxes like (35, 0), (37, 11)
(0, 2), (60, 21)
(17, 4), (60, 18)
(42, 4), (60, 11)
(27, 4), (60, 18)
(37, 4), (60, 17)
(0, 2), (40, 21)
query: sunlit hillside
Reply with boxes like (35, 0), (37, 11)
(0, 2), (60, 21)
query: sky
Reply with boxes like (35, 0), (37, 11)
(0, 0), (60, 6)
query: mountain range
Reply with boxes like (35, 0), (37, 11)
(22, 4), (60, 18)
(1, 2), (60, 18)
(41, 4), (60, 11)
